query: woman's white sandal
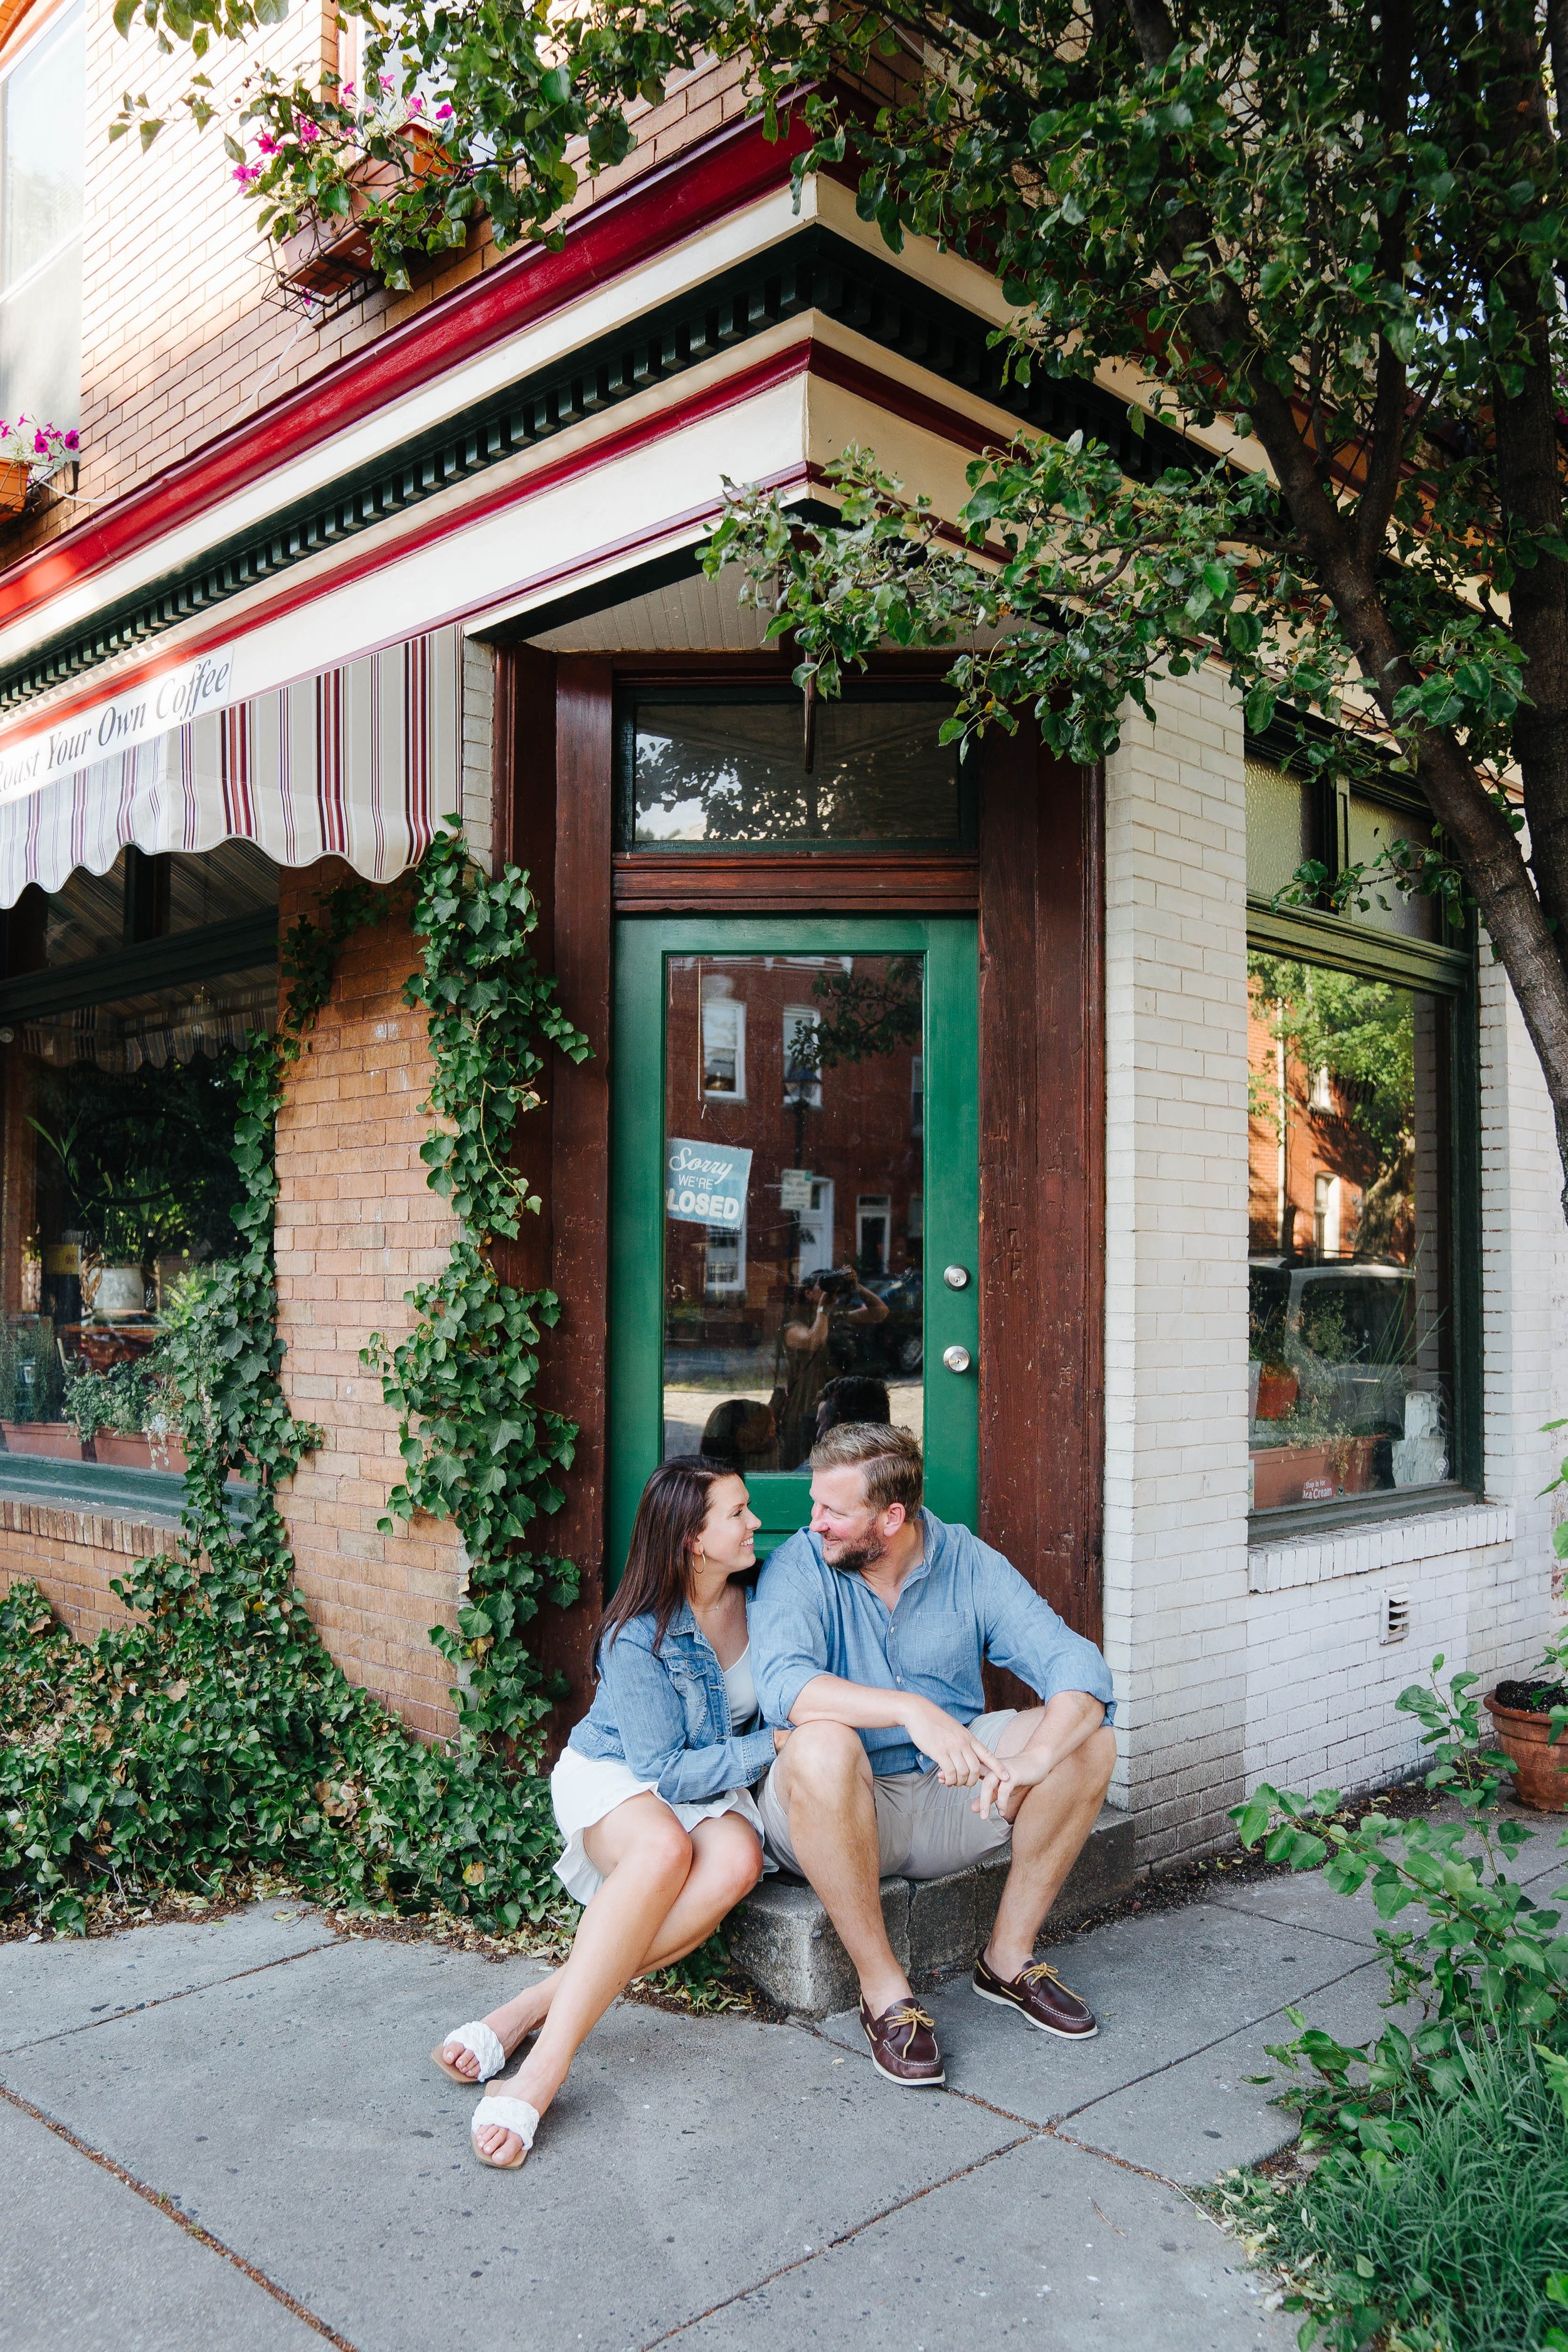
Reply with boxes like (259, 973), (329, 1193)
(470, 2095), (538, 2171)
(431, 2020), (506, 2085)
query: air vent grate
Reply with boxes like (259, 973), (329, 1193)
(1380, 1588), (1411, 1645)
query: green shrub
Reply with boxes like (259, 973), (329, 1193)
(1228, 1651), (1568, 2348)
(1222, 2033), (1568, 2352)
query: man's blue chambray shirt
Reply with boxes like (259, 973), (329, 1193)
(750, 1509), (1116, 1776)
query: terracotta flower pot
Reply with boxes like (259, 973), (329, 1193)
(0, 458), (29, 514)
(1485, 1692), (1568, 1812)
(89, 1432), (154, 1469)
(0, 1420), (83, 1459)
(1254, 1368), (1300, 1420)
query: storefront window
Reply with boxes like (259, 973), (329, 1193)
(1247, 953), (1453, 1514)
(0, 845), (278, 1478)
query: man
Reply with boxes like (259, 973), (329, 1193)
(751, 1422), (1115, 2088)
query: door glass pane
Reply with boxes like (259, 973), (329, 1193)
(633, 697), (960, 845)
(662, 952), (924, 1473)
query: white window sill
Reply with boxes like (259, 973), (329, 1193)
(1248, 1498), (1515, 1594)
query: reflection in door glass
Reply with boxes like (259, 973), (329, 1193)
(663, 954), (924, 1473)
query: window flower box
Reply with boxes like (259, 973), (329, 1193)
(89, 1431), (154, 1469)
(0, 418), (79, 514)
(0, 1420), (83, 1460)
(1251, 1433), (1379, 1511)
(274, 125), (448, 298)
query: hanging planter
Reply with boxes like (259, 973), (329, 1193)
(267, 122), (453, 299)
(0, 418), (80, 516)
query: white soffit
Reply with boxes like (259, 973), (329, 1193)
(526, 562), (772, 653)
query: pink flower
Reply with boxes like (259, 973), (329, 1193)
(407, 92), (423, 112)
(233, 162), (261, 183)
(435, 101), (453, 120)
(32, 430), (48, 453)
(255, 130), (277, 154)
(340, 80), (355, 97)
(63, 430), (78, 451)
(295, 117), (320, 142)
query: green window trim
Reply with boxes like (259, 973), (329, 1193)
(608, 914), (979, 1590)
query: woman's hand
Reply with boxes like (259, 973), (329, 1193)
(772, 1725), (792, 1753)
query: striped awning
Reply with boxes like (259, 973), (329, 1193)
(0, 626), (462, 908)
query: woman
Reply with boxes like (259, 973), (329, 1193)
(431, 1456), (782, 2170)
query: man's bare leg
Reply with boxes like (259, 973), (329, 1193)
(770, 1720), (908, 2013)
(983, 1714), (1117, 1980)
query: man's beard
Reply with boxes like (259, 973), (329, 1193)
(823, 1529), (887, 1577)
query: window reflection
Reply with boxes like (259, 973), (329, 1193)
(664, 953), (925, 1473)
(1248, 953), (1451, 1512)
(632, 696), (961, 846)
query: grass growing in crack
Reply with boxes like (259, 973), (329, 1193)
(1217, 2032), (1568, 2351)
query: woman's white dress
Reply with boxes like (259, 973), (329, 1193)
(549, 1648), (773, 1905)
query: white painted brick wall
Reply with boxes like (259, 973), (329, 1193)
(1102, 665), (1253, 1866)
(1104, 669), (1568, 1862)
(462, 636), (496, 872)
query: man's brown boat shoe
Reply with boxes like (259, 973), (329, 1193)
(859, 1995), (945, 2086)
(972, 1953), (1098, 2039)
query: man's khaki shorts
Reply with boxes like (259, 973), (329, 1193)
(755, 1708), (1020, 1881)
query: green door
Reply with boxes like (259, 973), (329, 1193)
(608, 916), (979, 1580)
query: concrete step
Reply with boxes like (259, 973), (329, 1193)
(728, 1800), (1135, 2018)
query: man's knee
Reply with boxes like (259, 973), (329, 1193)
(1078, 1722), (1117, 1791)
(780, 1719), (869, 1803)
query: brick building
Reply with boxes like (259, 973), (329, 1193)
(0, 0), (1562, 1865)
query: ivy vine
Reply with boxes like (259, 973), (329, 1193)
(0, 830), (589, 1936)
(366, 818), (590, 1749)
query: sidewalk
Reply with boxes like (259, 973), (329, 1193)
(4, 1839), (1556, 2352)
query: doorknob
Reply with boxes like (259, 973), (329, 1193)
(943, 1264), (970, 1290)
(942, 1345), (972, 1375)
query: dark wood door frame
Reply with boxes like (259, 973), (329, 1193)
(978, 731), (1106, 1651)
(501, 649), (1106, 1732)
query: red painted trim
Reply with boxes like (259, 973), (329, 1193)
(0, 333), (1001, 759)
(0, 342), (819, 756)
(0, 107), (815, 635)
(809, 340), (1015, 457)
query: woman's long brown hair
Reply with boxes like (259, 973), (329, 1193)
(598, 1454), (736, 1659)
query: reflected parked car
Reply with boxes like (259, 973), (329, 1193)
(1249, 1257), (1416, 1431)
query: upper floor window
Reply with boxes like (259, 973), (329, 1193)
(0, 1), (84, 432)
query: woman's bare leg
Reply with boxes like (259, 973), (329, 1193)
(442, 1813), (765, 2082)
(470, 1805), (763, 2164)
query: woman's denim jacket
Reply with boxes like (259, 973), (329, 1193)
(567, 1597), (776, 1806)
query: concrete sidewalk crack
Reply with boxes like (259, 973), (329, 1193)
(0, 2081), (363, 2351)
(0, 1932), (347, 2058)
(637, 2131), (1036, 2346)
(1201, 1895), (1375, 1950)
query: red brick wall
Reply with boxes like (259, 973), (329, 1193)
(0, 0), (751, 565)
(0, 1501), (174, 1640)
(272, 863), (464, 1741)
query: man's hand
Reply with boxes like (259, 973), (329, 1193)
(904, 1695), (1011, 1811)
(772, 1725), (792, 1754)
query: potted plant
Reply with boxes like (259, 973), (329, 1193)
(0, 416), (78, 514)
(1253, 1359), (1300, 1420)
(0, 1318), (78, 1457)
(1485, 1628), (1568, 1812)
(67, 1361), (154, 1468)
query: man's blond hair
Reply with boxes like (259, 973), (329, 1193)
(809, 1421), (924, 1515)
